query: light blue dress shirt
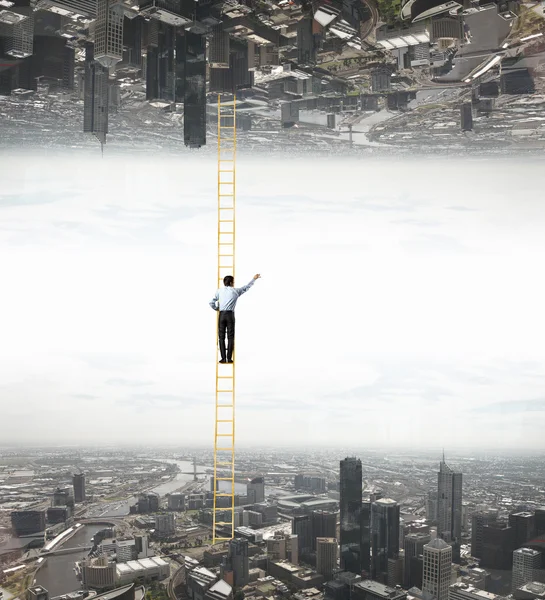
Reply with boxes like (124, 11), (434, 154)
(209, 279), (255, 311)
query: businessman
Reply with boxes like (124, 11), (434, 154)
(209, 274), (261, 363)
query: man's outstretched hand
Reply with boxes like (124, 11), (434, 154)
(253, 274), (261, 280)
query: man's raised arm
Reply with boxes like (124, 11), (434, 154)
(234, 273), (261, 297)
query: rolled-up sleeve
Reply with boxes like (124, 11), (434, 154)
(209, 290), (219, 310)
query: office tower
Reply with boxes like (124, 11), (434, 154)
(247, 477), (265, 504)
(146, 22), (176, 102)
(481, 523), (515, 570)
(267, 532), (298, 564)
(155, 513), (176, 535)
(437, 455), (462, 561)
(5, 11), (34, 58)
(509, 513), (536, 549)
(427, 491), (438, 522)
(182, 31), (206, 148)
(317, 538), (338, 581)
(81, 556), (116, 589)
(31, 36), (75, 91)
(311, 511), (337, 551)
(293, 515), (312, 559)
(222, 537), (249, 589)
(296, 16), (318, 64)
(371, 498), (400, 584)
(361, 501), (371, 575)
(122, 16), (144, 69)
(471, 511), (497, 559)
(27, 587), (49, 600)
(168, 493), (185, 511)
(209, 24), (229, 68)
(404, 532), (431, 588)
(340, 457), (362, 574)
(460, 103), (473, 132)
(422, 538), (452, 600)
(83, 43), (109, 147)
(512, 548), (541, 591)
(135, 534), (149, 559)
(94, 0), (124, 69)
(73, 472), (86, 504)
(500, 69), (535, 95)
(11, 510), (46, 536)
(430, 16), (463, 42)
(536, 507), (545, 537)
(371, 67), (391, 92)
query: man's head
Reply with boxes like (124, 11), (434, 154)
(223, 275), (234, 287)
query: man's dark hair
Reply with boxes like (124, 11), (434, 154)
(223, 275), (234, 287)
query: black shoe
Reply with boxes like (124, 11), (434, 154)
(219, 359), (226, 364)
(227, 360), (233, 364)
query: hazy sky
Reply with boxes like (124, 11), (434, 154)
(1, 154), (545, 449)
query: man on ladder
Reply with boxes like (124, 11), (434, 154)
(209, 274), (261, 363)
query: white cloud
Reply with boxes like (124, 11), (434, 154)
(0, 155), (544, 448)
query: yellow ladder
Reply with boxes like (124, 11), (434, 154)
(213, 94), (237, 544)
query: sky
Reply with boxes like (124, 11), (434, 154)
(1, 154), (545, 450)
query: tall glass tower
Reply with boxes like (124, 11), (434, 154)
(340, 457), (362, 574)
(437, 454), (462, 561)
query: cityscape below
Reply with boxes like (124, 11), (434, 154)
(0, 0), (544, 153)
(1, 448), (545, 600)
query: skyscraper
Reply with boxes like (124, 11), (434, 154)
(311, 511), (337, 551)
(73, 472), (86, 503)
(437, 455), (462, 561)
(340, 457), (362, 575)
(293, 514), (312, 559)
(471, 510), (497, 559)
(94, 0), (124, 69)
(371, 498), (400, 584)
(536, 507), (545, 537)
(181, 31), (206, 148)
(512, 548), (541, 591)
(509, 512), (536, 549)
(317, 538), (338, 581)
(404, 532), (431, 588)
(361, 501), (371, 575)
(222, 537), (249, 589)
(422, 538), (452, 600)
(247, 477), (265, 504)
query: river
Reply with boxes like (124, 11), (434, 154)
(35, 524), (104, 596)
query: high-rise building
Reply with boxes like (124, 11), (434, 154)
(31, 36), (75, 91)
(371, 499), (400, 584)
(11, 510), (46, 536)
(427, 491), (438, 522)
(512, 548), (541, 591)
(536, 508), (545, 537)
(247, 477), (265, 504)
(461, 103), (473, 132)
(94, 0), (124, 69)
(317, 538), (338, 581)
(35, 0), (96, 18)
(422, 538), (452, 600)
(404, 532), (431, 588)
(296, 16), (319, 65)
(27, 586), (49, 600)
(509, 513), (536, 549)
(155, 513), (176, 536)
(340, 457), (362, 575)
(361, 501), (371, 576)
(181, 31), (206, 148)
(222, 537), (249, 589)
(481, 523), (515, 570)
(449, 583), (505, 600)
(83, 43), (109, 148)
(209, 24), (229, 68)
(5, 10), (34, 58)
(81, 555), (116, 589)
(311, 511), (337, 551)
(168, 494), (186, 511)
(267, 532), (299, 564)
(471, 511), (497, 559)
(293, 515), (312, 559)
(437, 455), (462, 561)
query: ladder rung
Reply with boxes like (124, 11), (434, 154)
(217, 390), (233, 393)
(216, 404), (234, 408)
(216, 461), (233, 466)
(214, 538), (232, 541)
(214, 522), (233, 526)
(216, 448), (233, 452)
(215, 493), (233, 497)
(217, 376), (233, 379)
(217, 420), (233, 423)
(217, 433), (233, 437)
(215, 477), (234, 480)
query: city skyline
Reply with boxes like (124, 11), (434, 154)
(1, 156), (545, 447)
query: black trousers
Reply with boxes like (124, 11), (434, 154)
(218, 310), (235, 361)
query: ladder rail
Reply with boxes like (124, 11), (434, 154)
(213, 94), (237, 545)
